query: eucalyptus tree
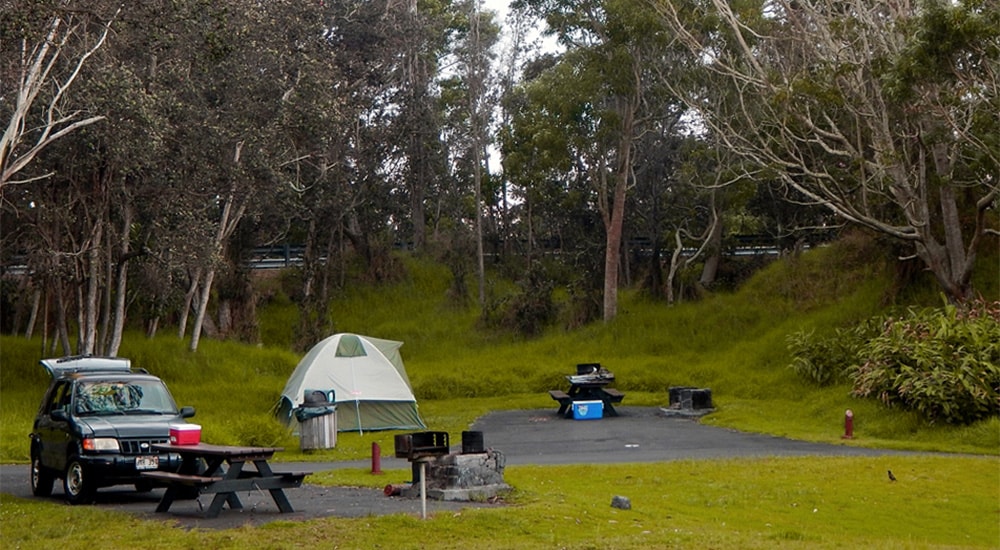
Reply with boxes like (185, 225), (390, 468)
(397, 0), (459, 253)
(439, 0), (501, 305)
(508, 0), (683, 321)
(272, 0), (415, 348)
(0, 0), (119, 188)
(2, 0), (344, 351)
(650, 0), (999, 303)
(114, 0), (273, 351)
(492, 3), (540, 258)
(0, 1), (151, 354)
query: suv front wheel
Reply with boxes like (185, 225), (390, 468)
(63, 456), (96, 504)
(30, 452), (54, 497)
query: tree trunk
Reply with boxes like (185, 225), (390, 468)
(217, 299), (232, 337)
(602, 95), (637, 322)
(474, 132), (486, 307)
(108, 204), (135, 356)
(188, 164), (247, 351)
(25, 287), (41, 339)
(178, 269), (200, 338)
(603, 168), (629, 321)
(188, 268), (215, 352)
(99, 237), (112, 355)
(665, 230), (686, 305)
(54, 281), (71, 355)
(699, 204), (723, 288)
(410, 145), (427, 252)
(77, 218), (102, 355)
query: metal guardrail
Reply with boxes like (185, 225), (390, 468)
(2, 239), (802, 276)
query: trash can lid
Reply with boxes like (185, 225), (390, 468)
(303, 390), (333, 406)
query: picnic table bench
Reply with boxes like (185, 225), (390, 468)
(143, 443), (310, 518)
(140, 471), (225, 488)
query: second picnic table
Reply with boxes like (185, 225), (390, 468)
(141, 443), (310, 518)
(549, 365), (625, 418)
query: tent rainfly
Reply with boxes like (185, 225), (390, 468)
(276, 333), (426, 433)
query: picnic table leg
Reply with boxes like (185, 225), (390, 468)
(204, 487), (244, 518)
(155, 486), (178, 513)
(268, 489), (294, 513)
(204, 493), (229, 518)
(253, 459), (296, 513)
(204, 461), (247, 517)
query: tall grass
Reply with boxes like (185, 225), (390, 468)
(2, 237), (997, 464)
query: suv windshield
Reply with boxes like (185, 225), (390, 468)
(73, 379), (178, 416)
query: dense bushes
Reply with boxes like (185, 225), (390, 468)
(789, 298), (1000, 424)
(479, 265), (556, 337)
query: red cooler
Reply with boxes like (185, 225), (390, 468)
(169, 423), (201, 445)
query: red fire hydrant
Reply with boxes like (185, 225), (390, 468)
(842, 409), (854, 439)
(371, 442), (382, 474)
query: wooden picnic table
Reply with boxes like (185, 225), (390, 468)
(549, 372), (625, 418)
(142, 443), (309, 518)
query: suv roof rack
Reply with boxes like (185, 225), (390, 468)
(40, 356), (133, 378)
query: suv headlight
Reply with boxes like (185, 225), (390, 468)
(82, 437), (120, 452)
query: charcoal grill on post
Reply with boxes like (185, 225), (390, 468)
(394, 431), (450, 460)
(394, 431), (450, 519)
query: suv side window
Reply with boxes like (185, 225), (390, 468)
(47, 381), (71, 416)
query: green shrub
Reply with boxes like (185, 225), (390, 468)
(790, 298), (1000, 424)
(851, 299), (1000, 425)
(787, 321), (879, 386)
(787, 329), (849, 385)
(479, 265), (556, 337)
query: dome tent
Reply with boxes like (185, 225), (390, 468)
(277, 333), (425, 433)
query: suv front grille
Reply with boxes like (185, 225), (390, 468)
(120, 438), (169, 455)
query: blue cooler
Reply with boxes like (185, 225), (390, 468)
(572, 400), (603, 420)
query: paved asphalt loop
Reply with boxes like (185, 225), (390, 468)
(1, 407), (911, 530)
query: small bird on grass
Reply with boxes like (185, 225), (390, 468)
(888, 470), (897, 482)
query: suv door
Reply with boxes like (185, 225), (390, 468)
(36, 381), (73, 472)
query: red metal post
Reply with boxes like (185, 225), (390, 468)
(842, 409), (854, 439)
(371, 442), (382, 474)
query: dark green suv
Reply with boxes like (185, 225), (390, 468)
(29, 356), (196, 504)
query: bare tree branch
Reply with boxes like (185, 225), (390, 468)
(1, 6), (121, 189)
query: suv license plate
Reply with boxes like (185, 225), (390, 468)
(135, 455), (159, 470)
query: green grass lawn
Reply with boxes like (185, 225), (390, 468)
(2, 455), (997, 549)
(1, 240), (997, 548)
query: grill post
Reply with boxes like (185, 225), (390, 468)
(420, 461), (427, 519)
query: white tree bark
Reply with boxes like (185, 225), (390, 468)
(1, 7), (120, 187)
(189, 143), (249, 351)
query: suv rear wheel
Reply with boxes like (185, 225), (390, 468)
(30, 452), (55, 497)
(63, 456), (96, 504)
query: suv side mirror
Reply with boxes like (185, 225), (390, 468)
(179, 406), (196, 418)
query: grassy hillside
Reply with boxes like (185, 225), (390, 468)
(2, 235), (997, 464)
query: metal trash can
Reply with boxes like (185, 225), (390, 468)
(299, 410), (337, 450)
(668, 386), (713, 410)
(296, 390), (337, 450)
(462, 431), (485, 454)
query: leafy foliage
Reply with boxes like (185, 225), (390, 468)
(786, 323), (875, 386)
(789, 298), (1000, 424)
(479, 264), (556, 337)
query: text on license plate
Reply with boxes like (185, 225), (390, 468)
(135, 455), (159, 470)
